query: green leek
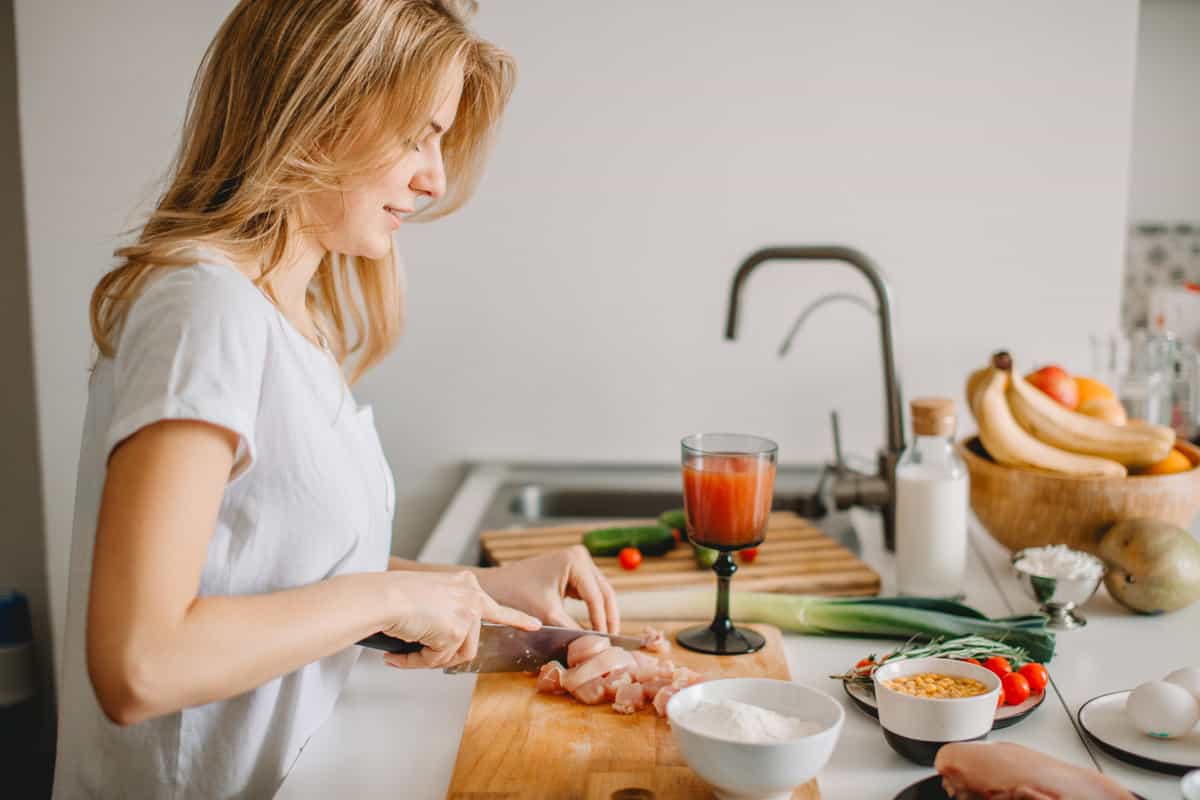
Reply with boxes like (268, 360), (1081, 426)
(566, 590), (1056, 663)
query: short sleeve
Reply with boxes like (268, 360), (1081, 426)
(105, 265), (271, 481)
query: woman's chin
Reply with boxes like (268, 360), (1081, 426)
(348, 238), (394, 262)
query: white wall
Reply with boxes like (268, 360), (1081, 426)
(16, 1), (1139, 669)
(1129, 0), (1200, 220)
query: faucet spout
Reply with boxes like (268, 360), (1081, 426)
(725, 245), (904, 458)
(725, 245), (906, 550)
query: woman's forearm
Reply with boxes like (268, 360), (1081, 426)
(388, 555), (482, 574)
(93, 570), (394, 725)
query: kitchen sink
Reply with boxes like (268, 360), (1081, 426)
(501, 485), (824, 524)
(459, 462), (861, 566)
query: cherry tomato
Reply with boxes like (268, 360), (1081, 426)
(617, 547), (642, 570)
(960, 657), (982, 666)
(855, 657), (874, 671)
(740, 548), (759, 563)
(996, 685), (1006, 707)
(1019, 663), (1049, 693)
(1001, 672), (1031, 706)
(984, 656), (1013, 679)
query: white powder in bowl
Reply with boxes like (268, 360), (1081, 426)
(1014, 544), (1104, 581)
(673, 698), (822, 743)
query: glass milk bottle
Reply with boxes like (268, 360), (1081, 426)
(895, 397), (969, 597)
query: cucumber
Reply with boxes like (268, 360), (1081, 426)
(583, 525), (676, 557)
(657, 509), (688, 532)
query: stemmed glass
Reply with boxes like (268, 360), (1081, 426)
(676, 433), (778, 655)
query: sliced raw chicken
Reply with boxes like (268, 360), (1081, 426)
(670, 666), (704, 689)
(641, 675), (672, 697)
(612, 682), (648, 714)
(567, 634), (610, 667)
(534, 626), (707, 715)
(572, 676), (608, 705)
(602, 669), (633, 701)
(935, 742), (1136, 800)
(640, 627), (671, 655)
(652, 685), (679, 717)
(630, 651), (672, 682)
(535, 661), (567, 695)
(562, 648), (635, 693)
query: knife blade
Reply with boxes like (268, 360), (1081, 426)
(357, 623), (643, 674)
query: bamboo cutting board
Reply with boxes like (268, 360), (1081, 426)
(445, 621), (819, 800)
(481, 512), (880, 596)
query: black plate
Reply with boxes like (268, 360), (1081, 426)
(893, 774), (1149, 800)
(1078, 690), (1200, 776)
(843, 679), (1045, 730)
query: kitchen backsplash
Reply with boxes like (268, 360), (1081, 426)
(1123, 221), (1200, 332)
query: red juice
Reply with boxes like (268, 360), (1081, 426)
(682, 454), (776, 550)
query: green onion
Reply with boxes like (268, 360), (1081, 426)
(566, 589), (1056, 663)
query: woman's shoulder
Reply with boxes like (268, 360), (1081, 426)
(141, 257), (271, 314)
(128, 257), (277, 336)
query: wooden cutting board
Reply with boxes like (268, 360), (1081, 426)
(445, 621), (819, 800)
(481, 511), (880, 596)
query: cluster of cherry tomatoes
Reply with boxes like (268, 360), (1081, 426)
(961, 656), (1049, 706)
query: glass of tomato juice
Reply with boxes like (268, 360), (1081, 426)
(676, 433), (778, 655)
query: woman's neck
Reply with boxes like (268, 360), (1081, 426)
(262, 232), (325, 318)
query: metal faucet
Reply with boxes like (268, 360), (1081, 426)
(724, 245), (906, 551)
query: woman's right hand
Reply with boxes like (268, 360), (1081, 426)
(377, 570), (541, 670)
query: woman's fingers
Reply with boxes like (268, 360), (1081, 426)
(597, 570), (621, 635)
(445, 615), (482, 668)
(383, 646), (447, 670)
(573, 569), (609, 634)
(481, 595), (542, 631)
(544, 609), (581, 630)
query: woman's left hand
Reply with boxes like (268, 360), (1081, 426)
(475, 545), (620, 635)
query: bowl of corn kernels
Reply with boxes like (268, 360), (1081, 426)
(872, 657), (1002, 766)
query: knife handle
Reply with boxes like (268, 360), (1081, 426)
(357, 632), (424, 654)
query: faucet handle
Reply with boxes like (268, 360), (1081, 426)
(830, 410), (846, 475)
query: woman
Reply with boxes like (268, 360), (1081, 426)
(53, 2), (618, 797)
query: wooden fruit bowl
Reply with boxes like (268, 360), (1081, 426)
(957, 436), (1200, 555)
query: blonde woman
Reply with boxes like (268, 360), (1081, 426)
(53, 2), (619, 797)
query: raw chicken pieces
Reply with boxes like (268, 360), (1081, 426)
(935, 742), (1136, 800)
(534, 626), (707, 716)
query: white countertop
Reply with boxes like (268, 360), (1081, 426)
(278, 466), (1198, 800)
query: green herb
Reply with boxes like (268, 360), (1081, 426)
(831, 634), (1034, 690)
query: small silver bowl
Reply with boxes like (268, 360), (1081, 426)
(1011, 547), (1106, 630)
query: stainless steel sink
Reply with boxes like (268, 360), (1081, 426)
(465, 462), (861, 566)
(500, 485), (823, 525)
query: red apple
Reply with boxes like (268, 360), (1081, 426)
(1025, 365), (1079, 410)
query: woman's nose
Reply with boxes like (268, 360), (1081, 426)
(410, 147), (446, 201)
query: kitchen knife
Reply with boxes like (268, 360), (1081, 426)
(357, 623), (644, 674)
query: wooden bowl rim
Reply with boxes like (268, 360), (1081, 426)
(957, 436), (1200, 484)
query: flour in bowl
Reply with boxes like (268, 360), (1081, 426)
(673, 698), (821, 743)
(1014, 545), (1104, 581)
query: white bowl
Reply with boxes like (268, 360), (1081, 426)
(666, 677), (844, 800)
(873, 657), (1002, 766)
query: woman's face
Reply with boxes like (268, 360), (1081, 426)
(304, 67), (464, 260)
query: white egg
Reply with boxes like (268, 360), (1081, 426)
(1126, 680), (1200, 739)
(1165, 667), (1200, 704)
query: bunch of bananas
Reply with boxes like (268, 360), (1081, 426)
(966, 352), (1176, 478)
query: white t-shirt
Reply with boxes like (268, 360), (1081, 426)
(53, 258), (395, 799)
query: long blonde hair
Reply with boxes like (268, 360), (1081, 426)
(91, 0), (514, 382)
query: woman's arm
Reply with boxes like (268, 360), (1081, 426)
(87, 419), (537, 726)
(390, 549), (620, 634)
